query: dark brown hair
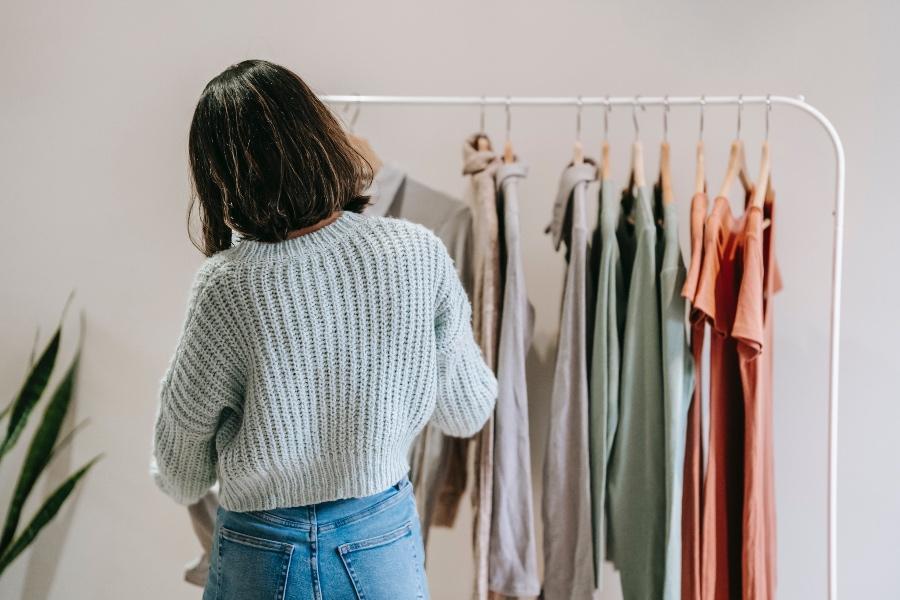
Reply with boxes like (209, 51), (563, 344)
(187, 60), (372, 256)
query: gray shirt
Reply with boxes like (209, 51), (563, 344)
(489, 162), (540, 597)
(542, 163), (596, 599)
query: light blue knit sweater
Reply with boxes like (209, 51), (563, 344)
(150, 211), (497, 511)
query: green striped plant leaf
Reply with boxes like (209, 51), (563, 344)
(0, 293), (73, 461)
(0, 327), (43, 423)
(0, 455), (100, 577)
(0, 351), (81, 554)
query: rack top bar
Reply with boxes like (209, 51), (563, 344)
(320, 94), (806, 107)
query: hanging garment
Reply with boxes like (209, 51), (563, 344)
(368, 163), (477, 543)
(734, 189), (781, 600)
(488, 161), (540, 598)
(542, 162), (596, 600)
(606, 183), (666, 599)
(694, 194), (751, 600)
(587, 178), (624, 590)
(179, 163), (476, 588)
(657, 187), (695, 600)
(462, 134), (503, 600)
(680, 191), (709, 600)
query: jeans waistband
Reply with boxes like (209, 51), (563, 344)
(245, 476), (412, 530)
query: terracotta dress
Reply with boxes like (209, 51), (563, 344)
(681, 191), (709, 600)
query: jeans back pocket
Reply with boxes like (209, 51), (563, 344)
(215, 526), (293, 600)
(338, 522), (426, 599)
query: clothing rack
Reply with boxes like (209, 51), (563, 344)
(321, 93), (845, 600)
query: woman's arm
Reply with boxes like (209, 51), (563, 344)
(430, 239), (497, 437)
(150, 260), (244, 505)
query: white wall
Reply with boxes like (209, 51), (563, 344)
(1, 1), (897, 598)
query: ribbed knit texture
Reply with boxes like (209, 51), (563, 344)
(150, 211), (498, 512)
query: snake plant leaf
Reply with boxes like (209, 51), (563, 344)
(48, 419), (90, 464)
(0, 352), (80, 554)
(0, 455), (100, 577)
(0, 327), (44, 423)
(0, 328), (61, 461)
(0, 293), (74, 460)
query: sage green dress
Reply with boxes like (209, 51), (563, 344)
(588, 179), (625, 590)
(606, 184), (693, 599)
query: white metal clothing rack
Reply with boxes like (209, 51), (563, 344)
(321, 93), (844, 600)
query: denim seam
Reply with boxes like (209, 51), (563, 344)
(337, 522), (412, 554)
(338, 550), (365, 600)
(411, 529), (425, 599)
(277, 545), (294, 600)
(219, 526), (293, 552)
(310, 504), (322, 600)
(215, 528), (223, 600)
(245, 510), (313, 531)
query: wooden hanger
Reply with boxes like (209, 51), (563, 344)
(343, 99), (383, 172)
(717, 96), (752, 199)
(348, 133), (383, 173)
(601, 141), (611, 180)
(751, 141), (771, 210)
(717, 139), (752, 198)
(503, 97), (515, 164)
(631, 140), (645, 187)
(573, 97), (584, 165)
(630, 98), (646, 188)
(573, 140), (584, 165)
(600, 97), (611, 180)
(695, 97), (706, 195)
(694, 141), (706, 195)
(659, 97), (674, 205)
(754, 96), (774, 215)
(660, 141), (674, 205)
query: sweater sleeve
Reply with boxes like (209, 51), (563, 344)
(430, 238), (497, 437)
(150, 260), (244, 505)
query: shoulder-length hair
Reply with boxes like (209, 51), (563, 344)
(188, 60), (372, 256)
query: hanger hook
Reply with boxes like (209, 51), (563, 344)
(480, 95), (486, 134)
(603, 95), (611, 142)
(663, 95), (670, 142)
(576, 95), (583, 142)
(737, 93), (744, 139)
(765, 94), (772, 141)
(632, 95), (645, 139)
(505, 96), (512, 142)
(699, 95), (706, 142)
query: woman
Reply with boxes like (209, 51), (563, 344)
(150, 59), (497, 600)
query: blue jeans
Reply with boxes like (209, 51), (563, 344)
(203, 476), (428, 600)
